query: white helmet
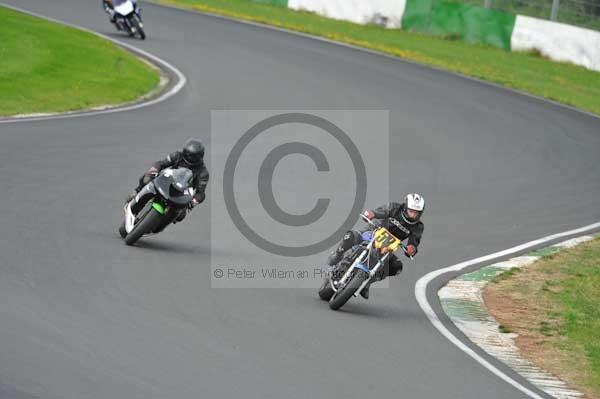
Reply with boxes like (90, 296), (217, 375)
(401, 193), (425, 224)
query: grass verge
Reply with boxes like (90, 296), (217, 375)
(154, 0), (600, 115)
(0, 6), (160, 117)
(484, 236), (600, 398)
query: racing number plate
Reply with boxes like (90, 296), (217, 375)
(373, 227), (402, 252)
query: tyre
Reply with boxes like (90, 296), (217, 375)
(131, 16), (145, 40)
(151, 208), (179, 234)
(124, 208), (162, 246)
(318, 277), (335, 301)
(118, 221), (127, 238)
(328, 270), (368, 310)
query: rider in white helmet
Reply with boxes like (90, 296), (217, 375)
(102, 0), (140, 23)
(326, 193), (425, 299)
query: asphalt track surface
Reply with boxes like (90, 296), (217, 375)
(1, 1), (600, 398)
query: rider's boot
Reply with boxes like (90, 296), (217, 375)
(359, 283), (372, 299)
(360, 273), (385, 299)
(326, 247), (345, 267)
(360, 279), (378, 299)
(172, 209), (187, 224)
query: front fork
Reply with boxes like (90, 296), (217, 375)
(353, 254), (388, 297)
(331, 249), (389, 295)
(134, 181), (168, 213)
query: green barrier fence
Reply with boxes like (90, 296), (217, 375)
(402, 0), (516, 50)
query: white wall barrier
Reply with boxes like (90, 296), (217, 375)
(288, 0), (407, 28)
(512, 15), (600, 71)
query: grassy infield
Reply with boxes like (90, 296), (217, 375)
(0, 6), (159, 116)
(486, 237), (600, 398)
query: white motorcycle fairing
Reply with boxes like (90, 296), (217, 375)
(124, 202), (135, 234)
(114, 1), (134, 16)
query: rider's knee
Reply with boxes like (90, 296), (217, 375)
(341, 230), (361, 249)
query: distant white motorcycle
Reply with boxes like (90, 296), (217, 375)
(111, 0), (146, 40)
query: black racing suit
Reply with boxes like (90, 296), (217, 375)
(102, 0), (115, 21)
(330, 202), (424, 280)
(131, 151), (209, 219)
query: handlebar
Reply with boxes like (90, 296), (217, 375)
(360, 213), (413, 260)
(360, 212), (377, 226)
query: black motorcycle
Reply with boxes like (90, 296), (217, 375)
(119, 167), (195, 245)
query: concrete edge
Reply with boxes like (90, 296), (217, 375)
(415, 222), (600, 399)
(439, 235), (595, 399)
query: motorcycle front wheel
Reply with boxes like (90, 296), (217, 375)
(130, 15), (145, 40)
(124, 207), (162, 245)
(328, 270), (368, 310)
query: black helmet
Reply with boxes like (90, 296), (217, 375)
(182, 139), (205, 166)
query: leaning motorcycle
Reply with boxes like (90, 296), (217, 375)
(119, 167), (195, 245)
(112, 0), (145, 40)
(318, 214), (412, 310)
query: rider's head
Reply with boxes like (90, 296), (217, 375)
(182, 138), (205, 167)
(401, 193), (425, 224)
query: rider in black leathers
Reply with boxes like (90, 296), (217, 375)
(127, 139), (209, 222)
(102, 0), (116, 22)
(326, 194), (425, 299)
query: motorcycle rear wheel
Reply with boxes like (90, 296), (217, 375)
(118, 221), (127, 238)
(318, 277), (335, 301)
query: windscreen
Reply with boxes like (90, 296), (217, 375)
(169, 168), (193, 188)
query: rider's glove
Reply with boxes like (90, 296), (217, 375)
(362, 210), (375, 220)
(145, 166), (159, 178)
(405, 244), (417, 257)
(188, 198), (199, 210)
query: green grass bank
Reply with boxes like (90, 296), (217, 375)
(0, 6), (160, 117)
(155, 0), (600, 115)
(485, 236), (600, 398)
